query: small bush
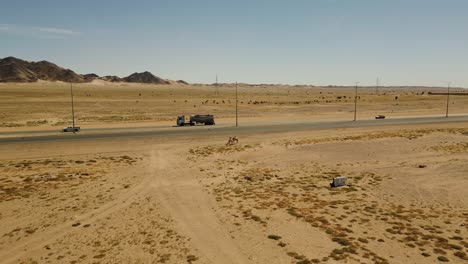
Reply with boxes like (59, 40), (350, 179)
(449, 244), (462, 250)
(437, 256), (449, 262)
(268, 234), (282, 240)
(332, 237), (351, 246)
(358, 237), (368, 243)
(187, 255), (198, 262)
(454, 251), (466, 259)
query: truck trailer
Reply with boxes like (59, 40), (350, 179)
(177, 114), (215, 126)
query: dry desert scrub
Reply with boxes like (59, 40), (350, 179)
(275, 128), (468, 147)
(205, 157), (467, 263)
(188, 143), (260, 157)
(430, 142), (468, 153)
(210, 162), (391, 263)
(0, 155), (142, 202)
(186, 127), (468, 263)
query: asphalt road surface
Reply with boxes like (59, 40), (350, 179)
(1, 115), (467, 144)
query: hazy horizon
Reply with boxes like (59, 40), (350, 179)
(1, 0), (467, 87)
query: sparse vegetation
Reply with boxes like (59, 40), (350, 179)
(0, 155), (142, 202)
(437, 256), (450, 262)
(203, 127), (467, 264)
(189, 144), (260, 157)
(267, 234), (282, 240)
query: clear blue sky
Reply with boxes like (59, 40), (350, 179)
(1, 0), (467, 87)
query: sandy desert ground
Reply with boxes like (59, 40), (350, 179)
(0, 81), (467, 131)
(0, 82), (467, 263)
(0, 120), (467, 263)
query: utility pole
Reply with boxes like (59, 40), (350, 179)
(376, 77), (379, 95)
(354, 82), (359, 121)
(215, 74), (218, 95)
(235, 82), (238, 127)
(70, 82), (75, 128)
(446, 82), (451, 117)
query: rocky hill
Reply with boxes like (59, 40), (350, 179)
(99, 75), (123, 82)
(176, 80), (189, 85)
(0, 57), (84, 83)
(122, 71), (171, 84)
(0, 58), (37, 82)
(0, 56), (185, 84)
(83, 73), (99, 81)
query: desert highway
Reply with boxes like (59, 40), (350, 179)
(1, 115), (467, 144)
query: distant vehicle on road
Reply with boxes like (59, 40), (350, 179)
(177, 114), (215, 126)
(62, 126), (80, 132)
(375, 115), (386, 119)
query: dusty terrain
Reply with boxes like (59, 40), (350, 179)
(0, 122), (467, 263)
(1, 81), (467, 131)
(0, 81), (467, 263)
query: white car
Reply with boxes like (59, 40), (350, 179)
(62, 126), (80, 132)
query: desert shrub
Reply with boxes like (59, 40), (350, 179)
(437, 256), (449, 262)
(267, 234), (281, 240)
(453, 251), (466, 259)
(332, 237), (351, 246)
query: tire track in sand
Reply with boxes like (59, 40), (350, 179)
(149, 150), (250, 264)
(0, 168), (154, 264)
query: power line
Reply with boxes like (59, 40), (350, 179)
(215, 74), (219, 95)
(354, 82), (359, 121)
(235, 82), (238, 127)
(376, 77), (379, 94)
(70, 82), (75, 128)
(446, 82), (451, 117)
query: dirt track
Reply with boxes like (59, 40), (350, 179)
(151, 150), (250, 263)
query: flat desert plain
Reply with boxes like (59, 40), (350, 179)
(0, 83), (467, 264)
(0, 81), (467, 130)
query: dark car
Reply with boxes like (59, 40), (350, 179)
(375, 115), (386, 119)
(62, 126), (80, 132)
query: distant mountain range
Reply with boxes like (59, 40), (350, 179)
(0, 56), (186, 84)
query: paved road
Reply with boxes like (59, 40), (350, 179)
(1, 115), (467, 144)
